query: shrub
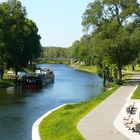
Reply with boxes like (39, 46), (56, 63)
(115, 79), (124, 85)
(0, 79), (14, 88)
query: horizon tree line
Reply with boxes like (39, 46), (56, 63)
(41, 0), (140, 87)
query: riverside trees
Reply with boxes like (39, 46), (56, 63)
(0, 0), (41, 79)
(70, 0), (140, 86)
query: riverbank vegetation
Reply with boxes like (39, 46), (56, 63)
(0, 0), (41, 87)
(0, 79), (14, 88)
(37, 47), (70, 65)
(73, 65), (97, 73)
(39, 0), (140, 87)
(39, 86), (118, 140)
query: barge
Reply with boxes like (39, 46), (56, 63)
(22, 68), (54, 89)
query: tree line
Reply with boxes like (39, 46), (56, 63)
(38, 47), (71, 64)
(41, 0), (140, 87)
(0, 0), (42, 79)
(42, 47), (68, 59)
(71, 0), (140, 86)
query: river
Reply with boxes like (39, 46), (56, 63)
(0, 64), (102, 140)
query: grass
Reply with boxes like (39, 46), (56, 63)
(131, 84), (140, 99)
(39, 86), (118, 140)
(124, 65), (140, 73)
(73, 65), (97, 73)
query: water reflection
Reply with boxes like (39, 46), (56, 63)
(7, 87), (15, 94)
(0, 64), (102, 140)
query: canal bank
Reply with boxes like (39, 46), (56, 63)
(0, 64), (102, 140)
(32, 104), (66, 140)
(38, 86), (118, 140)
(70, 64), (97, 74)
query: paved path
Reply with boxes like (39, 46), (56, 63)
(77, 76), (140, 140)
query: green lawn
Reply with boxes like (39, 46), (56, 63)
(124, 65), (140, 73)
(39, 86), (118, 140)
(74, 65), (97, 73)
(131, 84), (140, 99)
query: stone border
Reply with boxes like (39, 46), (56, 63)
(114, 85), (140, 140)
(32, 104), (66, 140)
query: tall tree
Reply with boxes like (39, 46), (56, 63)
(0, 0), (27, 74)
(23, 19), (41, 66)
(82, 0), (140, 80)
(0, 0), (41, 76)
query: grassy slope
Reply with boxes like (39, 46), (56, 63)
(39, 86), (118, 140)
(77, 65), (97, 73)
(131, 84), (140, 99)
(71, 65), (97, 73)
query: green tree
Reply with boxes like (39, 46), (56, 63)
(23, 19), (41, 66)
(0, 0), (41, 76)
(0, 0), (27, 74)
(82, 0), (140, 80)
(70, 40), (81, 60)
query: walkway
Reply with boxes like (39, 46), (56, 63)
(77, 75), (140, 140)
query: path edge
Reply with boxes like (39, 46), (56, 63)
(114, 85), (138, 140)
(32, 104), (66, 140)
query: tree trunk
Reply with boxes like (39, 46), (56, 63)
(15, 68), (19, 83)
(15, 69), (18, 76)
(0, 68), (4, 80)
(132, 64), (135, 71)
(117, 63), (122, 80)
(114, 66), (117, 81)
(116, 49), (122, 80)
(103, 71), (106, 87)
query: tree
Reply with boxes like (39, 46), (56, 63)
(126, 21), (140, 70)
(79, 35), (93, 65)
(0, 42), (6, 79)
(0, 0), (27, 74)
(82, 0), (140, 80)
(22, 19), (41, 66)
(70, 40), (81, 60)
(0, 0), (41, 76)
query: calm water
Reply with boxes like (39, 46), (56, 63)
(0, 64), (102, 140)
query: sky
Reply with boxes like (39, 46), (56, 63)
(0, 0), (92, 47)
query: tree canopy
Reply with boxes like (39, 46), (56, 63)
(67, 0), (140, 86)
(0, 0), (41, 77)
(82, 0), (140, 81)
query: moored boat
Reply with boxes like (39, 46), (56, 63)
(22, 68), (54, 89)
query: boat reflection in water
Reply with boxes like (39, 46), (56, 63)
(22, 68), (54, 89)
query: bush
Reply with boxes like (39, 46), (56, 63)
(0, 79), (14, 88)
(115, 79), (124, 85)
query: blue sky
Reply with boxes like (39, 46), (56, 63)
(0, 0), (92, 47)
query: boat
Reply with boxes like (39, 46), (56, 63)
(22, 68), (54, 89)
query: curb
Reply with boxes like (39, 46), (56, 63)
(32, 104), (66, 140)
(114, 85), (140, 140)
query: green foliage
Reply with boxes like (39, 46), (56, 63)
(75, 65), (97, 73)
(0, 79), (14, 88)
(0, 0), (41, 78)
(69, 35), (94, 65)
(38, 46), (71, 64)
(81, 0), (140, 82)
(115, 79), (124, 85)
(42, 47), (69, 59)
(39, 86), (118, 140)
